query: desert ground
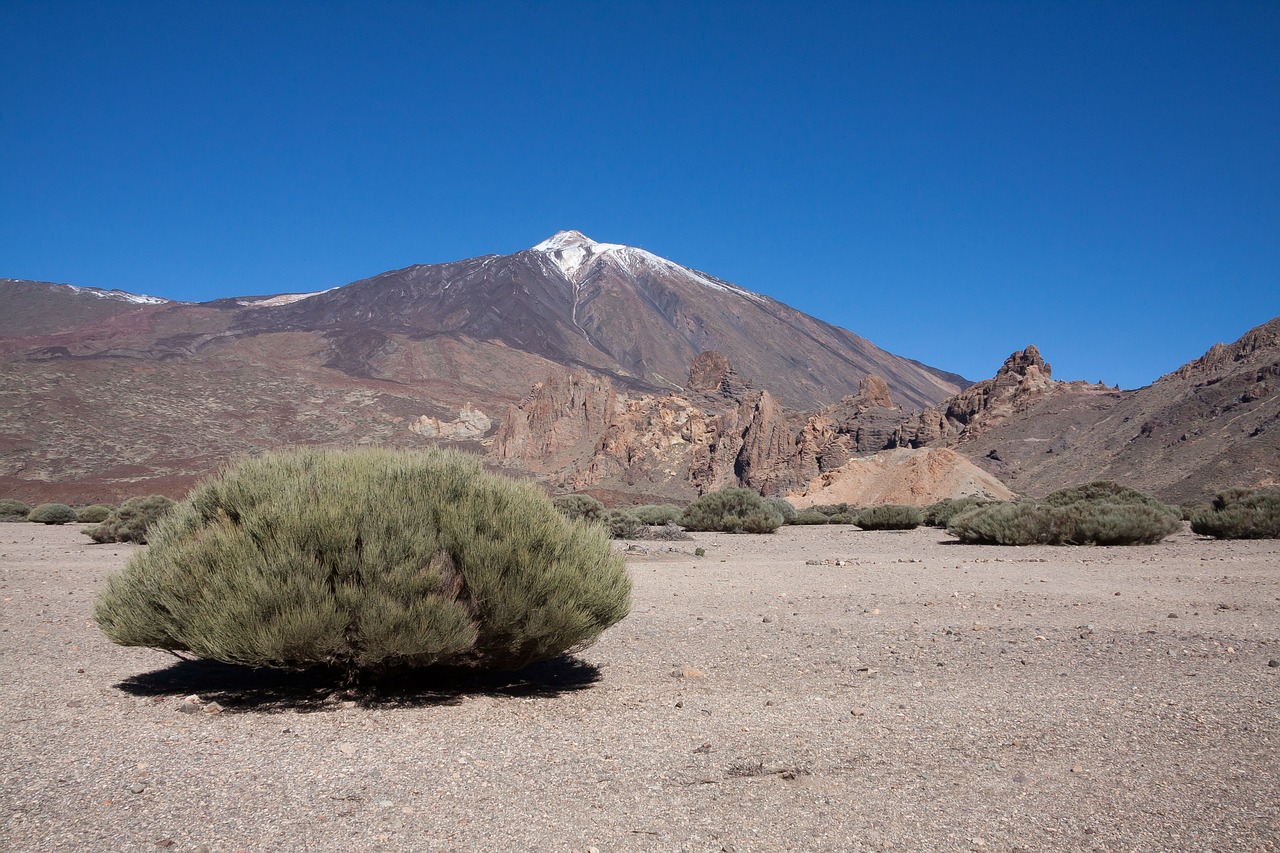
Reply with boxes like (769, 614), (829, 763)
(1, 524), (1277, 852)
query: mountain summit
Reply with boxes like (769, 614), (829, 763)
(0, 234), (968, 500)
(235, 231), (967, 410)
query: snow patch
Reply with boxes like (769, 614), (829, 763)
(64, 284), (170, 304)
(236, 288), (337, 307)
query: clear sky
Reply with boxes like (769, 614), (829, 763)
(3, 1), (1277, 389)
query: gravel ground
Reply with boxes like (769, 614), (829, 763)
(1, 524), (1277, 852)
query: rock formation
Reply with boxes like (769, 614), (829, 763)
(788, 447), (1014, 508)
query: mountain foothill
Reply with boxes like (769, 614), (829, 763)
(1, 233), (1275, 506)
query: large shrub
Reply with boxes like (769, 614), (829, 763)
(76, 504), (115, 524)
(0, 499), (32, 522)
(604, 508), (645, 540)
(552, 494), (604, 522)
(948, 498), (1180, 546)
(93, 448), (631, 674)
(1191, 489), (1280, 539)
(86, 495), (176, 544)
(28, 503), (77, 525)
(765, 497), (797, 525)
(680, 487), (782, 534)
(923, 496), (987, 527)
(631, 504), (684, 526)
(1041, 481), (1169, 509)
(855, 504), (923, 530)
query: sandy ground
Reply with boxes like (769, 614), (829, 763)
(1, 524), (1277, 852)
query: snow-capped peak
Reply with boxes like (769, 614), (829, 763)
(527, 230), (766, 304)
(531, 230), (599, 252)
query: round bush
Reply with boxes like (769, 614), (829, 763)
(631, 504), (684, 526)
(76, 504), (114, 524)
(552, 493), (604, 522)
(0, 498), (32, 522)
(93, 448), (632, 674)
(765, 497), (797, 524)
(28, 503), (77, 525)
(1191, 490), (1280, 539)
(855, 505), (924, 531)
(86, 495), (176, 544)
(680, 488), (782, 534)
(604, 508), (645, 540)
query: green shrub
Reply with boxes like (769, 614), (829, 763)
(948, 499), (1180, 546)
(93, 448), (631, 674)
(765, 497), (797, 524)
(694, 547), (706, 557)
(1041, 481), (1168, 509)
(855, 504), (924, 530)
(810, 503), (852, 517)
(552, 494), (604, 522)
(1210, 487), (1258, 511)
(1, 498), (32, 522)
(76, 504), (114, 524)
(1191, 490), (1280, 539)
(923, 496), (987, 527)
(28, 503), (78, 525)
(604, 508), (645, 540)
(631, 504), (683, 526)
(791, 510), (830, 525)
(680, 488), (782, 534)
(827, 512), (857, 525)
(86, 495), (176, 544)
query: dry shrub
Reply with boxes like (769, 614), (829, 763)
(855, 505), (924, 530)
(86, 495), (176, 544)
(76, 504), (114, 524)
(27, 503), (77, 525)
(93, 448), (631, 674)
(1191, 489), (1280, 539)
(680, 488), (782, 534)
(948, 495), (1180, 546)
(0, 499), (32, 522)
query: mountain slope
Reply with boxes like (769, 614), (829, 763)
(0, 233), (966, 501)
(234, 231), (966, 410)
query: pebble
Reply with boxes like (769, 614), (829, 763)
(129, 782), (145, 794)
(1269, 659), (1279, 668)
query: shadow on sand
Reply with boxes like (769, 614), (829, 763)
(115, 655), (601, 713)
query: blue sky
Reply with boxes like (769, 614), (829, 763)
(2, 1), (1277, 389)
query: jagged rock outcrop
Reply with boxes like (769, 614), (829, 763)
(490, 372), (622, 471)
(895, 345), (1066, 447)
(789, 447), (1014, 507)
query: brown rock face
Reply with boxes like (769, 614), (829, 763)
(789, 447), (1014, 507)
(687, 351), (733, 393)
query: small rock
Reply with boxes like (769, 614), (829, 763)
(805, 559), (821, 566)
(129, 782), (145, 794)
(1268, 659), (1279, 668)
(693, 741), (712, 754)
(761, 615), (773, 623)
(673, 666), (705, 679)
(850, 707), (866, 717)
(176, 703), (201, 715)
(155, 841), (175, 849)
(204, 702), (224, 714)
(1070, 765), (1083, 774)
(1168, 613), (1178, 619)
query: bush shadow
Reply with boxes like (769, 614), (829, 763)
(115, 655), (602, 713)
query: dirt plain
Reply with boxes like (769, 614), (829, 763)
(1, 524), (1277, 852)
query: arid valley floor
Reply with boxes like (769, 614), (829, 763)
(2, 525), (1277, 852)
